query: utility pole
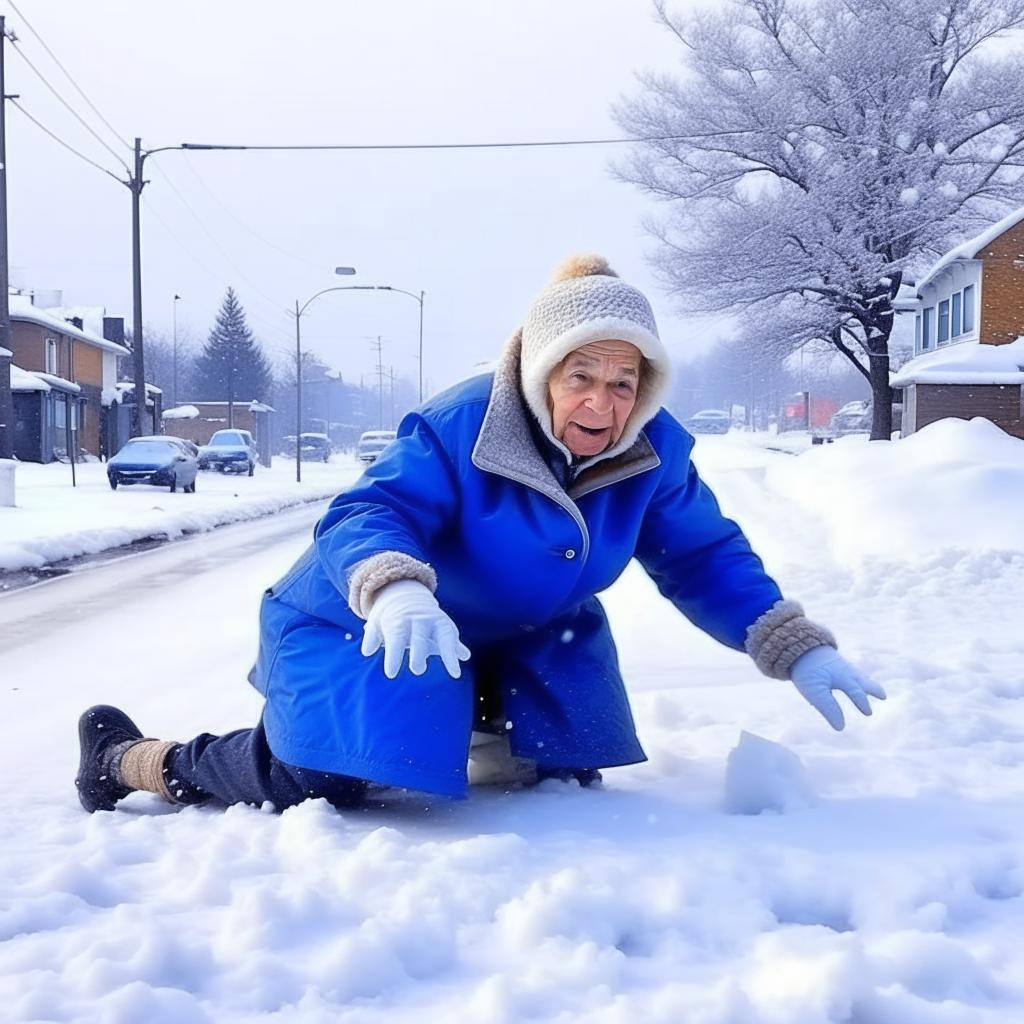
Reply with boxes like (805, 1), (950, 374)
(129, 138), (146, 436)
(388, 365), (396, 429)
(371, 336), (384, 429)
(172, 294), (180, 408)
(0, 18), (16, 460)
(294, 300), (303, 483)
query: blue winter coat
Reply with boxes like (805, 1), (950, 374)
(251, 343), (783, 796)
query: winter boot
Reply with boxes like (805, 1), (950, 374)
(76, 705), (179, 812)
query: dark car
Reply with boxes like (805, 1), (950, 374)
(107, 436), (199, 493)
(198, 429), (258, 476)
(686, 409), (731, 435)
(299, 432), (332, 463)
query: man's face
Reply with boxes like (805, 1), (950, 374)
(547, 340), (642, 457)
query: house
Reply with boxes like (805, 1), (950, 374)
(6, 293), (133, 461)
(894, 208), (1024, 439)
(161, 400), (275, 466)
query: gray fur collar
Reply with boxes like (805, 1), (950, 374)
(471, 332), (661, 512)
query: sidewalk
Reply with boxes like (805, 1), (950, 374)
(0, 456), (363, 573)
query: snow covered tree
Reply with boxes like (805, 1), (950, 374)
(616, 0), (1024, 438)
(193, 288), (272, 420)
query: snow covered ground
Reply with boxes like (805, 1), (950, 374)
(0, 456), (364, 573)
(1, 420), (1023, 1023)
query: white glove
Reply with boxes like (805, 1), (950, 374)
(790, 646), (887, 731)
(360, 579), (471, 680)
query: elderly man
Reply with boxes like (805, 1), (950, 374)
(77, 256), (884, 813)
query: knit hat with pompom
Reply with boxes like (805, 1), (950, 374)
(519, 254), (671, 461)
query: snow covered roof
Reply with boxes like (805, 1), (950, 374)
(34, 372), (81, 394)
(249, 401), (275, 413)
(0, 345), (11, 358)
(8, 295), (130, 357)
(114, 381), (163, 394)
(10, 364), (50, 392)
(916, 206), (1024, 294)
(891, 336), (1024, 387)
(162, 404), (200, 420)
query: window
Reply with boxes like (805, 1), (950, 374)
(45, 337), (57, 374)
(55, 396), (66, 430)
(951, 292), (962, 337)
(938, 299), (950, 344)
(914, 314), (922, 352)
(922, 306), (934, 349)
(962, 285), (975, 332)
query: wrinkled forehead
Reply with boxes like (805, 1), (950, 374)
(563, 339), (643, 374)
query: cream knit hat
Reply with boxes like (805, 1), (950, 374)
(519, 255), (671, 461)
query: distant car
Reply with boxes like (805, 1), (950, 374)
(686, 410), (731, 435)
(299, 432), (332, 463)
(107, 436), (198, 493)
(358, 430), (397, 463)
(198, 429), (258, 476)
(829, 401), (871, 435)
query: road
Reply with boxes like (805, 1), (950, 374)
(0, 502), (324, 653)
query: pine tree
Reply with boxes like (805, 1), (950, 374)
(193, 288), (272, 414)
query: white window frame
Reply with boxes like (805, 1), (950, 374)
(938, 299), (950, 345)
(922, 306), (934, 349)
(45, 337), (57, 374)
(914, 314), (922, 353)
(951, 291), (962, 338)
(962, 284), (975, 333)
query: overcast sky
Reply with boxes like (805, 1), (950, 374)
(4, 1), (718, 395)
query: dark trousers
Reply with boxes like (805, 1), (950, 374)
(167, 718), (366, 811)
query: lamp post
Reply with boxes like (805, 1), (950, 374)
(371, 286), (425, 403)
(171, 294), (181, 408)
(292, 267), (357, 483)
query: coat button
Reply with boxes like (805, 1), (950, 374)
(564, 548), (576, 560)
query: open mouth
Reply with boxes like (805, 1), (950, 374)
(572, 423), (608, 436)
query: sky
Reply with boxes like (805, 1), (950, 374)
(2, 1), (718, 396)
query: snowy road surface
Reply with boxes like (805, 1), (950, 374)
(2, 427), (1023, 1023)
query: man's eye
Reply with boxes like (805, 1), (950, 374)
(570, 373), (588, 383)
(615, 381), (635, 391)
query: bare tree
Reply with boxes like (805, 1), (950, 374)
(617, 0), (1024, 438)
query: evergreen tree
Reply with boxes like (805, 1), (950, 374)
(193, 288), (272, 408)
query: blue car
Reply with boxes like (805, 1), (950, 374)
(107, 436), (199, 493)
(198, 429), (258, 476)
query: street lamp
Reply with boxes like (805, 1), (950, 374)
(292, 267), (357, 484)
(371, 286), (426, 402)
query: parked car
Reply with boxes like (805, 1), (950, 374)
(299, 432), (332, 463)
(107, 436), (199, 493)
(828, 400), (871, 435)
(198, 429), (258, 476)
(686, 409), (731, 435)
(358, 429), (397, 463)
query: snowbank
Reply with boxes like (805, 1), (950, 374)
(763, 417), (1024, 567)
(0, 457), (363, 572)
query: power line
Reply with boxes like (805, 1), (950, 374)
(8, 98), (123, 183)
(181, 136), (688, 153)
(6, 0), (131, 151)
(8, 40), (129, 172)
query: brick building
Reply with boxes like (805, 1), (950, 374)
(894, 209), (1024, 439)
(7, 295), (133, 461)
